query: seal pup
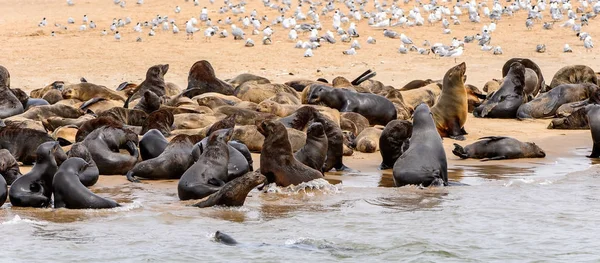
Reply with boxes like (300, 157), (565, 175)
(9, 142), (61, 207)
(355, 127), (382, 153)
(0, 149), (21, 185)
(184, 60), (234, 96)
(431, 62), (469, 140)
(0, 65), (24, 118)
(53, 158), (120, 209)
(178, 129), (232, 200)
(393, 104), (447, 187)
(474, 62), (526, 118)
(193, 171), (266, 208)
(379, 120), (412, 170)
(548, 108), (590, 129)
(66, 143), (99, 187)
(452, 137), (546, 161)
(294, 123), (328, 172)
(258, 120), (322, 186)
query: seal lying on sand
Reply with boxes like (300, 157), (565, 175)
(53, 158), (120, 209)
(193, 171), (266, 208)
(9, 142), (61, 207)
(517, 83), (599, 119)
(452, 137), (546, 161)
(393, 104), (447, 187)
(549, 65), (598, 90)
(0, 65), (24, 119)
(0, 120), (58, 164)
(0, 149), (21, 185)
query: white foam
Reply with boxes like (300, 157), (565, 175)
(264, 179), (342, 195)
(1, 215), (49, 226)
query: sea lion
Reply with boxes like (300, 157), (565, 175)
(399, 83), (442, 108)
(62, 82), (126, 102)
(474, 62), (526, 118)
(43, 113), (95, 131)
(226, 73), (271, 89)
(452, 137), (546, 161)
(97, 107), (148, 126)
(340, 112), (370, 136)
(355, 127), (382, 153)
(235, 82), (299, 104)
(393, 104), (447, 187)
(549, 65), (598, 90)
(0, 121), (57, 164)
(53, 158), (119, 209)
(483, 79), (502, 95)
(66, 143), (99, 187)
(501, 58), (545, 95)
(523, 68), (539, 100)
(30, 81), (65, 98)
(556, 89), (600, 117)
(294, 123), (328, 172)
(173, 113), (219, 130)
(379, 120), (412, 170)
(257, 100), (300, 117)
(9, 142), (61, 207)
(78, 97), (123, 114)
(127, 64), (169, 102)
(258, 120), (322, 186)
(178, 129), (232, 200)
(266, 92), (301, 105)
(126, 134), (203, 182)
(307, 84), (397, 125)
(10, 88), (50, 110)
(0, 65), (24, 118)
(140, 109), (174, 136)
(206, 114), (236, 136)
(42, 89), (64, 104)
(359, 79), (387, 95)
(0, 149), (21, 185)
(385, 89), (414, 120)
(465, 84), (486, 112)
(3, 118), (46, 133)
(52, 125), (78, 144)
(185, 60), (234, 96)
(0, 175), (6, 205)
(586, 105), (600, 157)
(214, 231), (238, 246)
(548, 107), (589, 129)
(517, 83), (599, 119)
(191, 137), (250, 182)
(215, 106), (277, 126)
(400, 79), (434, 91)
(139, 129), (169, 160)
(285, 79), (327, 92)
(193, 171), (266, 208)
(75, 116), (124, 142)
(130, 90), (162, 113)
(196, 96), (235, 109)
(431, 62), (469, 140)
(82, 126), (139, 175)
(8, 104), (84, 122)
(229, 141), (254, 171)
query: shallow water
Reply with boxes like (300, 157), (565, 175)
(2, 142), (600, 262)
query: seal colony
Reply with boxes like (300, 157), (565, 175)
(0, 58), (599, 209)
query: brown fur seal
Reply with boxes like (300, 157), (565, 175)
(127, 134), (204, 182)
(257, 100), (300, 117)
(393, 104), (447, 187)
(0, 148), (21, 185)
(8, 104), (84, 122)
(173, 113), (219, 130)
(185, 60), (234, 96)
(82, 126), (139, 175)
(127, 64), (170, 102)
(53, 157), (119, 209)
(474, 62), (526, 118)
(97, 107), (148, 126)
(141, 109), (174, 136)
(266, 92), (301, 105)
(483, 79), (502, 95)
(294, 123), (328, 172)
(230, 124), (306, 152)
(517, 83), (599, 119)
(52, 125), (78, 143)
(30, 81), (65, 98)
(431, 62), (469, 140)
(258, 120), (322, 186)
(501, 58), (545, 95)
(42, 89), (65, 104)
(379, 120), (412, 170)
(178, 129), (232, 200)
(10, 88), (50, 110)
(62, 82), (126, 102)
(549, 65), (599, 90)
(355, 127), (382, 153)
(139, 129), (169, 160)
(66, 143), (99, 187)
(235, 82), (299, 104)
(79, 97), (124, 114)
(9, 142), (61, 207)
(226, 73), (270, 88)
(215, 106), (277, 126)
(130, 90), (163, 113)
(340, 112), (370, 136)
(75, 117), (124, 142)
(453, 137), (546, 161)
(585, 105), (600, 158)
(400, 79), (434, 91)
(285, 79), (327, 92)
(0, 65), (24, 118)
(399, 83), (442, 108)
(385, 89), (414, 120)
(548, 107), (589, 129)
(193, 171), (266, 208)
(465, 84), (486, 113)
(0, 121), (58, 164)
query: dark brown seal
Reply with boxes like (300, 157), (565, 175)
(0, 148), (21, 185)
(294, 122), (328, 172)
(127, 64), (169, 102)
(0, 121), (57, 164)
(501, 58), (545, 95)
(193, 171), (266, 208)
(0, 65), (24, 118)
(379, 120), (412, 170)
(549, 65), (599, 90)
(82, 126), (139, 175)
(184, 60), (234, 96)
(452, 136), (546, 161)
(141, 109), (174, 136)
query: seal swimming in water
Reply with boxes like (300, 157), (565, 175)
(452, 137), (546, 161)
(178, 129), (232, 200)
(431, 62), (469, 140)
(379, 120), (412, 170)
(516, 83), (599, 119)
(53, 158), (120, 209)
(214, 231), (238, 246)
(0, 148), (21, 185)
(183, 60), (234, 96)
(474, 62), (526, 118)
(0, 65), (24, 119)
(193, 171), (266, 208)
(306, 84), (397, 125)
(393, 104), (447, 187)
(258, 120), (322, 186)
(9, 142), (61, 207)
(82, 126), (139, 175)
(294, 122), (328, 172)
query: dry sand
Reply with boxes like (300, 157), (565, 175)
(2, 0), (599, 188)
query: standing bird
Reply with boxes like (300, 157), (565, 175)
(367, 36), (376, 44)
(563, 44), (573, 53)
(204, 27), (215, 42)
(536, 44), (546, 53)
(245, 38), (255, 47)
(304, 48), (313, 57)
(288, 29), (297, 41)
(400, 33), (413, 45)
(348, 22), (359, 37)
(173, 23), (180, 34)
(175, 6), (181, 13)
(584, 36), (594, 52)
(232, 25), (245, 40)
(343, 47), (356, 55)
(114, 31), (121, 40)
(186, 20), (199, 39)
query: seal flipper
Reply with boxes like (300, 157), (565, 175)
(446, 120), (466, 141)
(587, 142), (600, 158)
(126, 171), (141, 183)
(452, 143), (469, 159)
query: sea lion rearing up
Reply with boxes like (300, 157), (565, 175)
(294, 122), (328, 172)
(82, 126), (139, 175)
(183, 60), (234, 96)
(452, 137), (546, 161)
(258, 120), (322, 187)
(126, 64), (170, 102)
(393, 104), (447, 187)
(178, 129), (232, 200)
(307, 84), (397, 126)
(53, 158), (120, 209)
(9, 142), (61, 207)
(0, 65), (24, 119)
(431, 62), (469, 140)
